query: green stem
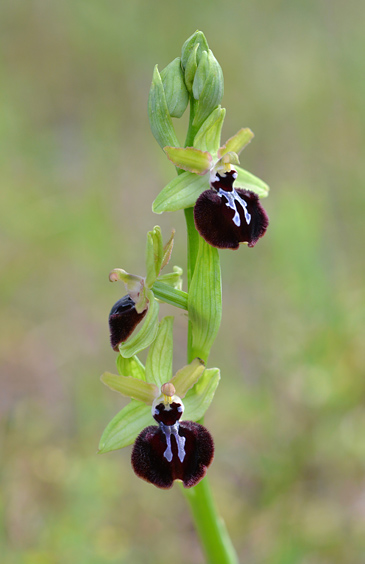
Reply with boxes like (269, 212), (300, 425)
(180, 97), (238, 564)
(183, 479), (239, 564)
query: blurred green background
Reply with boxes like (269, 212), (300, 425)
(1, 0), (365, 563)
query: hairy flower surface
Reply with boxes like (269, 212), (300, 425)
(194, 169), (269, 249)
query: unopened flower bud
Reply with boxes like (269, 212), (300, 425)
(192, 49), (224, 129)
(160, 58), (189, 119)
(181, 31), (209, 94)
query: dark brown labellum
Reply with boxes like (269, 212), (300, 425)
(108, 295), (147, 351)
(194, 171), (269, 250)
(131, 420), (214, 489)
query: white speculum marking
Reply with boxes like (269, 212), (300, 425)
(218, 188), (251, 227)
(160, 422), (186, 463)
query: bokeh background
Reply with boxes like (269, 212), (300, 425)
(1, 1), (365, 563)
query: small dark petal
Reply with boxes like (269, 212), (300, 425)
(131, 421), (214, 489)
(194, 188), (269, 250)
(108, 295), (147, 351)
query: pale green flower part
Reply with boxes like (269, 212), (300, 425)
(152, 107), (269, 214)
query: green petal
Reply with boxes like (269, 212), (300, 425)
(234, 166), (270, 198)
(119, 289), (159, 358)
(148, 65), (180, 150)
(193, 106), (226, 155)
(145, 226), (164, 287)
(161, 229), (175, 270)
(116, 354), (146, 381)
(170, 358), (205, 398)
(145, 316), (174, 388)
(188, 237), (222, 362)
(98, 401), (153, 453)
(218, 128), (254, 157)
(164, 146), (212, 175)
(152, 171), (209, 213)
(183, 368), (220, 421)
(101, 372), (158, 404)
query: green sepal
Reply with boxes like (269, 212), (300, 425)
(152, 171), (208, 213)
(170, 358), (205, 398)
(192, 50), (224, 129)
(119, 289), (159, 358)
(188, 237), (222, 361)
(161, 229), (175, 270)
(148, 65), (180, 150)
(101, 372), (158, 404)
(98, 400), (152, 453)
(164, 146), (212, 174)
(116, 354), (146, 381)
(183, 368), (220, 421)
(145, 226), (164, 287)
(218, 128), (254, 157)
(193, 106), (226, 155)
(160, 58), (189, 119)
(234, 166), (270, 198)
(145, 316), (174, 388)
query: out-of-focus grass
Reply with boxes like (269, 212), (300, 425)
(1, 1), (365, 563)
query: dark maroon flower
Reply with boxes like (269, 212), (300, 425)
(194, 170), (269, 250)
(131, 395), (214, 489)
(109, 296), (147, 351)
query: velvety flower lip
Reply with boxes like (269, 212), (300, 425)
(131, 385), (214, 489)
(109, 296), (147, 351)
(194, 169), (269, 250)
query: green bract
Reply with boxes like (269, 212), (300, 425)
(188, 237), (222, 362)
(99, 318), (220, 454)
(148, 65), (180, 150)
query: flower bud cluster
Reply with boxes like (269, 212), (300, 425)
(148, 31), (224, 148)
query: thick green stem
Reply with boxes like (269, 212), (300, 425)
(180, 97), (239, 564)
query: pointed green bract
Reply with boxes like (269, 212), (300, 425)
(145, 316), (174, 388)
(161, 229), (175, 270)
(119, 289), (159, 358)
(145, 226), (164, 287)
(148, 65), (180, 150)
(234, 166), (270, 198)
(219, 128), (254, 157)
(152, 171), (208, 213)
(170, 358), (205, 398)
(183, 368), (220, 421)
(98, 400), (152, 453)
(101, 372), (158, 404)
(116, 354), (146, 381)
(188, 237), (222, 362)
(160, 57), (189, 119)
(184, 43), (199, 93)
(193, 106), (226, 155)
(164, 146), (212, 174)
